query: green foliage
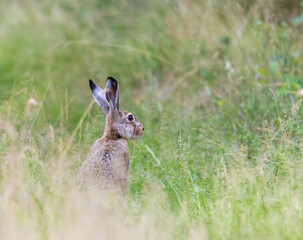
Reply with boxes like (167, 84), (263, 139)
(1, 0), (303, 239)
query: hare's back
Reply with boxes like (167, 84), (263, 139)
(78, 138), (129, 183)
(77, 138), (104, 184)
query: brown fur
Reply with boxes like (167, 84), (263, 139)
(77, 78), (144, 195)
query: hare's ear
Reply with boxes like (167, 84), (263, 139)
(105, 77), (119, 110)
(89, 79), (109, 115)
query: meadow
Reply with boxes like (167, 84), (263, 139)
(1, 0), (303, 239)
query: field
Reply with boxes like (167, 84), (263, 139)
(1, 0), (303, 239)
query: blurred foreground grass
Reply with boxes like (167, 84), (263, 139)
(1, 0), (303, 239)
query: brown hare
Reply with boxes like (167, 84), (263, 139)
(78, 77), (144, 195)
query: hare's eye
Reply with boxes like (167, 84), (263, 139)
(127, 114), (134, 121)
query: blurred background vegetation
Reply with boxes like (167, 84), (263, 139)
(1, 0), (303, 239)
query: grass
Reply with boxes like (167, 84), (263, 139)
(1, 0), (303, 239)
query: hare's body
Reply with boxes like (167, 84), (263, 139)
(78, 138), (129, 193)
(78, 77), (144, 195)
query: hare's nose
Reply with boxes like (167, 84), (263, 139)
(141, 125), (145, 131)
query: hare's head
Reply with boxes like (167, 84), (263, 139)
(89, 77), (144, 140)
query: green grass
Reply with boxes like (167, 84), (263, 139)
(1, 0), (303, 239)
